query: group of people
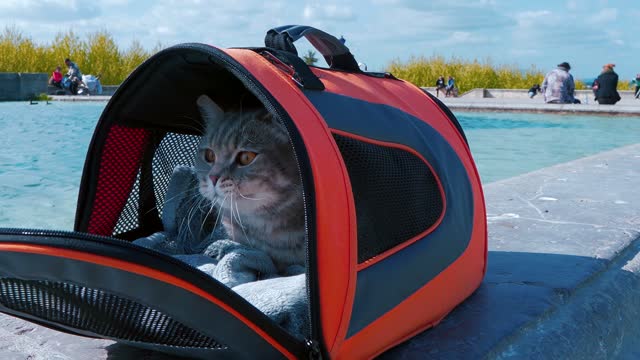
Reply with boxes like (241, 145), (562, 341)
(529, 61), (626, 105)
(48, 58), (103, 95)
(435, 75), (457, 97)
(48, 58), (84, 94)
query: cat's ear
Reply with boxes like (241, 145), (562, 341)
(197, 95), (224, 128)
(256, 109), (288, 134)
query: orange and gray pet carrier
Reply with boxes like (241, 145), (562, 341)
(0, 26), (486, 359)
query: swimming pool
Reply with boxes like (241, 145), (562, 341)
(1, 102), (640, 230)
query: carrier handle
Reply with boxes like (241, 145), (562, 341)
(265, 25), (361, 72)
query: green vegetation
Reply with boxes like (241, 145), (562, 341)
(303, 50), (319, 66)
(2, 26), (633, 92)
(32, 93), (51, 101)
(0, 27), (161, 85)
(386, 55), (629, 93)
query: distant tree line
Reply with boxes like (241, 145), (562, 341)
(0, 26), (161, 85)
(387, 55), (631, 93)
(2, 27), (629, 92)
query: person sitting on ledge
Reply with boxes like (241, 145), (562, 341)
(435, 75), (446, 97)
(49, 66), (63, 89)
(445, 76), (457, 97)
(542, 62), (580, 104)
(632, 73), (640, 99)
(594, 63), (621, 105)
(64, 58), (83, 95)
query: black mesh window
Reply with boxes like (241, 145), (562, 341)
(114, 132), (201, 237)
(332, 134), (444, 263)
(0, 278), (225, 349)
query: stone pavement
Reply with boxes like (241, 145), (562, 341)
(1, 143), (639, 359)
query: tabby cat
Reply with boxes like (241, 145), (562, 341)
(195, 95), (305, 271)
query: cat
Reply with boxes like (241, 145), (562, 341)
(194, 94), (305, 272)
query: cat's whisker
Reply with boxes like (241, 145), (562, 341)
(233, 196), (252, 246)
(236, 189), (266, 201)
(176, 116), (206, 134)
(229, 194), (236, 241)
(142, 185), (201, 216)
(200, 196), (217, 236)
(185, 196), (207, 252)
(210, 195), (228, 239)
(184, 196), (201, 243)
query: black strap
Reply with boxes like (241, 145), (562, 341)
(272, 50), (325, 90)
(265, 25), (360, 73)
(243, 47), (325, 91)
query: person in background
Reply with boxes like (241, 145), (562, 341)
(445, 76), (456, 97)
(64, 58), (83, 95)
(435, 75), (446, 97)
(541, 62), (579, 104)
(528, 84), (541, 99)
(594, 63), (621, 105)
(631, 73), (640, 99)
(48, 66), (63, 89)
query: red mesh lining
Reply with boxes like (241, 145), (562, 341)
(87, 125), (150, 236)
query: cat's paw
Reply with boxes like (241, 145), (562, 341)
(203, 239), (245, 260)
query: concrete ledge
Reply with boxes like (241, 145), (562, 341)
(47, 85), (119, 96)
(440, 99), (640, 116)
(422, 87), (637, 101)
(0, 145), (639, 359)
(49, 95), (112, 102)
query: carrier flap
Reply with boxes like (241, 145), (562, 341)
(0, 228), (306, 359)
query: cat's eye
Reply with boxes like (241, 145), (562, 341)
(204, 149), (216, 163)
(236, 151), (257, 166)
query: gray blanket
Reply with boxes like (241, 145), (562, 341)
(133, 166), (309, 338)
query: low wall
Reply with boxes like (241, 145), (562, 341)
(423, 87), (637, 100)
(47, 85), (119, 96)
(0, 73), (48, 101)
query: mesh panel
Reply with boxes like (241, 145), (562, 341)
(152, 133), (201, 218)
(114, 171), (141, 235)
(0, 278), (225, 349)
(88, 126), (150, 236)
(332, 134), (444, 263)
(112, 132), (201, 237)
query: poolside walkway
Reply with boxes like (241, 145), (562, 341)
(425, 88), (640, 116)
(438, 96), (640, 116)
(50, 89), (640, 116)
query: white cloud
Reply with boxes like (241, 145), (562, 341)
(302, 4), (355, 21)
(440, 31), (488, 46)
(566, 0), (578, 10)
(0, 0), (100, 21)
(588, 7), (617, 23)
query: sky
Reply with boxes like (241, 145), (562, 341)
(1, 0), (639, 80)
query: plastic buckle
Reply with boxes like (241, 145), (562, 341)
(260, 50), (303, 88)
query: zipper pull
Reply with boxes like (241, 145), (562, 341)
(306, 339), (322, 360)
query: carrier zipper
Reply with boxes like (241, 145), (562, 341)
(0, 227), (308, 357)
(306, 339), (323, 359)
(182, 44), (323, 354)
(0, 227), (223, 272)
(69, 43), (323, 357)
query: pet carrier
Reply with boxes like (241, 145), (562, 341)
(0, 25), (486, 359)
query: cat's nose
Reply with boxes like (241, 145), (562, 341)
(209, 175), (219, 186)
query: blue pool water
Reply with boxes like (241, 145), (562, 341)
(457, 111), (640, 183)
(1, 102), (640, 230)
